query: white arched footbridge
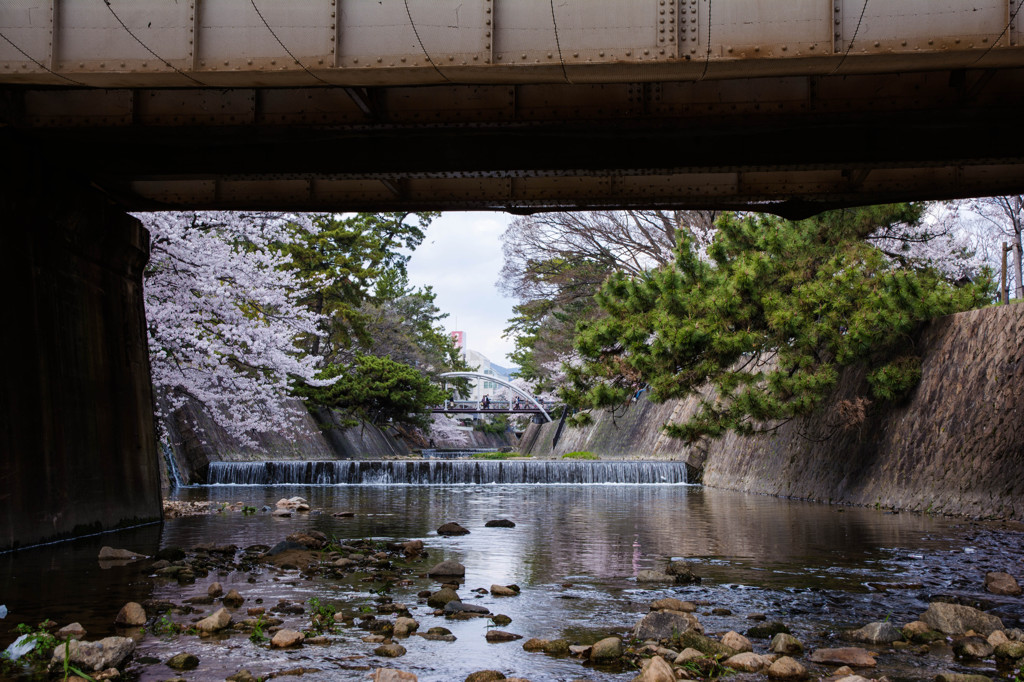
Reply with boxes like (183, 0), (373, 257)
(439, 372), (553, 423)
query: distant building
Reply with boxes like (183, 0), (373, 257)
(449, 332), (515, 403)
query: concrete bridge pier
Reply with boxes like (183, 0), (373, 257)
(1, 166), (162, 552)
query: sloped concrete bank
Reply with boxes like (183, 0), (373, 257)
(520, 304), (1024, 520)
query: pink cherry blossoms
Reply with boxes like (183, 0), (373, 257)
(140, 211), (330, 445)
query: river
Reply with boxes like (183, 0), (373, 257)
(1, 472), (1022, 681)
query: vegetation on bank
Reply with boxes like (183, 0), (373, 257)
(471, 452), (532, 460)
(562, 451), (598, 460)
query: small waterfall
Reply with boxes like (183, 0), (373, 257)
(206, 460), (688, 485)
(162, 442), (185, 488)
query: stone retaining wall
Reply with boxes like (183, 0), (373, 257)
(521, 304), (1023, 519)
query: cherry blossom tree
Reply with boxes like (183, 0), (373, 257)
(140, 211), (330, 445)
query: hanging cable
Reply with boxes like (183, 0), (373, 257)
(972, 0), (1024, 65)
(102, 0), (205, 85)
(0, 30), (89, 86)
(403, 0), (450, 82)
(698, 0), (713, 81)
(250, 0), (332, 85)
(549, 0), (572, 83)
(830, 0), (869, 75)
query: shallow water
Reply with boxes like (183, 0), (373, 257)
(2, 483), (1023, 681)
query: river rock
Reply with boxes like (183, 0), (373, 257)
(848, 621), (902, 644)
(227, 670), (259, 682)
(723, 652), (771, 672)
(491, 584), (519, 596)
(632, 655), (675, 682)
(666, 560), (700, 584)
(632, 610), (701, 642)
(402, 540), (424, 555)
(207, 582), (224, 598)
(195, 607), (231, 633)
(372, 669), (418, 682)
(428, 560), (466, 577)
(770, 633), (804, 655)
(767, 655), (807, 680)
(988, 630), (1010, 647)
(485, 630), (523, 643)
(437, 522), (470, 535)
(427, 588), (460, 608)
(674, 648), (704, 664)
(56, 623), (86, 640)
(984, 571), (1022, 596)
(286, 531), (327, 549)
(373, 669), (418, 682)
(166, 652), (199, 670)
(271, 509), (292, 517)
(222, 589), (244, 608)
(935, 674), (995, 682)
(375, 643), (407, 657)
(921, 602), (1004, 636)
(650, 598), (696, 613)
(50, 637), (135, 673)
(995, 641), (1024, 661)
(522, 638), (548, 652)
(485, 519), (516, 528)
(953, 636), (994, 660)
(270, 629), (305, 648)
(808, 647), (877, 667)
(590, 636), (623, 662)
(747, 621), (791, 639)
(445, 601), (490, 615)
(636, 570), (673, 583)
(114, 602), (146, 627)
(677, 631), (736, 658)
(464, 672), (505, 682)
(902, 620), (944, 643)
(98, 546), (145, 561)
(721, 631), (753, 653)
(393, 617), (419, 637)
(542, 639), (570, 655)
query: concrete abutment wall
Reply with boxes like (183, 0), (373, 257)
(1, 172), (162, 551)
(521, 304), (1023, 520)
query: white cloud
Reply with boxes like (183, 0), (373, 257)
(406, 211), (517, 366)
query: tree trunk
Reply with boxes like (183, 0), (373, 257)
(1012, 196), (1024, 300)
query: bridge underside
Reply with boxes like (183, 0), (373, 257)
(5, 67), (1024, 216)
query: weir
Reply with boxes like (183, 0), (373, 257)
(206, 460), (688, 486)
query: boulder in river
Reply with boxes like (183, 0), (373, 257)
(195, 607), (232, 633)
(437, 522), (470, 535)
(589, 636), (623, 662)
(484, 519), (516, 528)
(723, 652), (771, 672)
(427, 588), (460, 608)
(393, 617), (419, 637)
(632, 610), (701, 642)
(465, 671), (506, 681)
(114, 602), (146, 627)
(166, 652), (199, 670)
(807, 647), (877, 667)
(952, 635), (994, 660)
(98, 547), (146, 562)
(921, 602), (1004, 636)
(270, 629), (305, 648)
(984, 571), (1022, 596)
(746, 621), (791, 639)
(848, 621), (902, 644)
(427, 560), (466, 577)
(666, 560), (701, 584)
(995, 641), (1024, 661)
(444, 601), (490, 615)
(485, 630), (522, 643)
(632, 655), (675, 682)
(490, 584), (519, 597)
(372, 669), (418, 682)
(767, 656), (807, 680)
(222, 589), (244, 608)
(650, 598), (695, 613)
(770, 633), (804, 655)
(635, 570), (673, 583)
(49, 637), (135, 673)
(721, 631), (753, 653)
(56, 623), (86, 641)
(375, 643), (407, 657)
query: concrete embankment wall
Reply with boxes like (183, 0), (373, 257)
(521, 304), (1024, 520)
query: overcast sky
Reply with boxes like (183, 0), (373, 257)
(406, 211), (518, 366)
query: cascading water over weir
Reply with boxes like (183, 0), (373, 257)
(206, 460), (688, 485)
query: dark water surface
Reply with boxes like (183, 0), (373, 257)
(2, 483), (1023, 681)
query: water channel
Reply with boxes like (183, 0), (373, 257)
(2, 465), (1022, 681)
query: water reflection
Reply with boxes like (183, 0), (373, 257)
(1, 485), (1021, 682)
